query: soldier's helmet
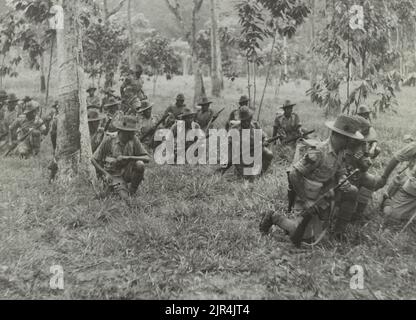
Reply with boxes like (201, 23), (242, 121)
(23, 101), (40, 115)
(176, 93), (185, 102)
(353, 115), (377, 142)
(239, 106), (254, 121)
(239, 95), (249, 105)
(7, 93), (19, 103)
(104, 97), (120, 109)
(0, 89), (7, 100)
(198, 96), (212, 106)
(113, 115), (140, 132)
(86, 86), (97, 93)
(282, 100), (296, 109)
(357, 105), (371, 115)
(325, 115), (364, 140)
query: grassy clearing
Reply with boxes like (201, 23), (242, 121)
(0, 73), (415, 299)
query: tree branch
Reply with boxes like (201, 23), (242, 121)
(107, 0), (128, 19)
(164, 0), (185, 31)
(194, 0), (204, 13)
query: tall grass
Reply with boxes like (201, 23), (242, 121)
(0, 71), (415, 299)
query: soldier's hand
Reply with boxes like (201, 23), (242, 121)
(104, 174), (113, 184)
(339, 179), (353, 193)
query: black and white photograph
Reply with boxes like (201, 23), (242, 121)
(0, 0), (415, 303)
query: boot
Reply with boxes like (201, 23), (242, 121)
(333, 217), (349, 242)
(259, 211), (274, 235)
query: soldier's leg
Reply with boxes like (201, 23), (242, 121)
(353, 186), (373, 223)
(17, 140), (30, 159)
(30, 130), (42, 156)
(333, 185), (359, 238)
(109, 176), (130, 200)
(123, 161), (145, 195)
(261, 147), (274, 174)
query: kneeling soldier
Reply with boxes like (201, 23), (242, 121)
(221, 106), (274, 179)
(381, 140), (416, 222)
(92, 115), (151, 200)
(260, 115), (365, 243)
(9, 101), (47, 158)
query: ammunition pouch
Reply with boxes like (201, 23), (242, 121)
(303, 177), (323, 201)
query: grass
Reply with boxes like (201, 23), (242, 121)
(0, 72), (415, 299)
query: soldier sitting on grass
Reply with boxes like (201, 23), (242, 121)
(92, 115), (151, 200)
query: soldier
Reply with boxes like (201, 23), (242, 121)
(103, 98), (124, 133)
(86, 86), (100, 110)
(92, 115), (151, 200)
(170, 108), (201, 150)
(381, 140), (416, 222)
(88, 109), (106, 153)
(163, 93), (186, 128)
(226, 95), (249, 131)
(273, 100), (303, 143)
(195, 96), (214, 132)
(339, 116), (385, 224)
(0, 93), (18, 143)
(356, 105), (371, 122)
(120, 64), (145, 115)
(259, 115), (367, 242)
(101, 88), (116, 111)
(137, 101), (158, 149)
(221, 106), (274, 179)
(9, 101), (47, 159)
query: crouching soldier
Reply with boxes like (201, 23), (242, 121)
(260, 115), (365, 244)
(92, 115), (151, 200)
(220, 106), (274, 179)
(9, 101), (47, 158)
(381, 139), (416, 222)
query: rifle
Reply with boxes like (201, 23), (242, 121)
(283, 130), (316, 145)
(103, 117), (113, 132)
(140, 113), (169, 141)
(112, 155), (151, 165)
(3, 122), (45, 157)
(204, 107), (225, 134)
(290, 169), (360, 248)
(264, 135), (284, 147)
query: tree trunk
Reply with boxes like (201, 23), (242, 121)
(192, 0), (205, 106)
(310, 0), (317, 86)
(283, 35), (288, 81)
(56, 0), (96, 182)
(210, 0), (223, 97)
(127, 0), (133, 67)
(45, 36), (54, 106)
(40, 51), (46, 93)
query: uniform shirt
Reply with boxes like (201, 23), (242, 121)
(226, 108), (240, 131)
(195, 108), (214, 131)
(121, 76), (145, 101)
(163, 104), (186, 128)
(3, 109), (17, 135)
(91, 128), (105, 153)
(394, 142), (416, 177)
(105, 110), (124, 133)
(10, 116), (46, 142)
(138, 114), (158, 143)
(93, 134), (148, 175)
(86, 95), (101, 108)
(274, 112), (301, 141)
(293, 139), (346, 185)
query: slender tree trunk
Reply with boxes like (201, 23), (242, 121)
(40, 51), (46, 92)
(127, 0), (133, 67)
(210, 0), (223, 97)
(45, 36), (54, 106)
(56, 0), (96, 182)
(192, 0), (205, 106)
(310, 0), (317, 86)
(283, 36), (288, 81)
